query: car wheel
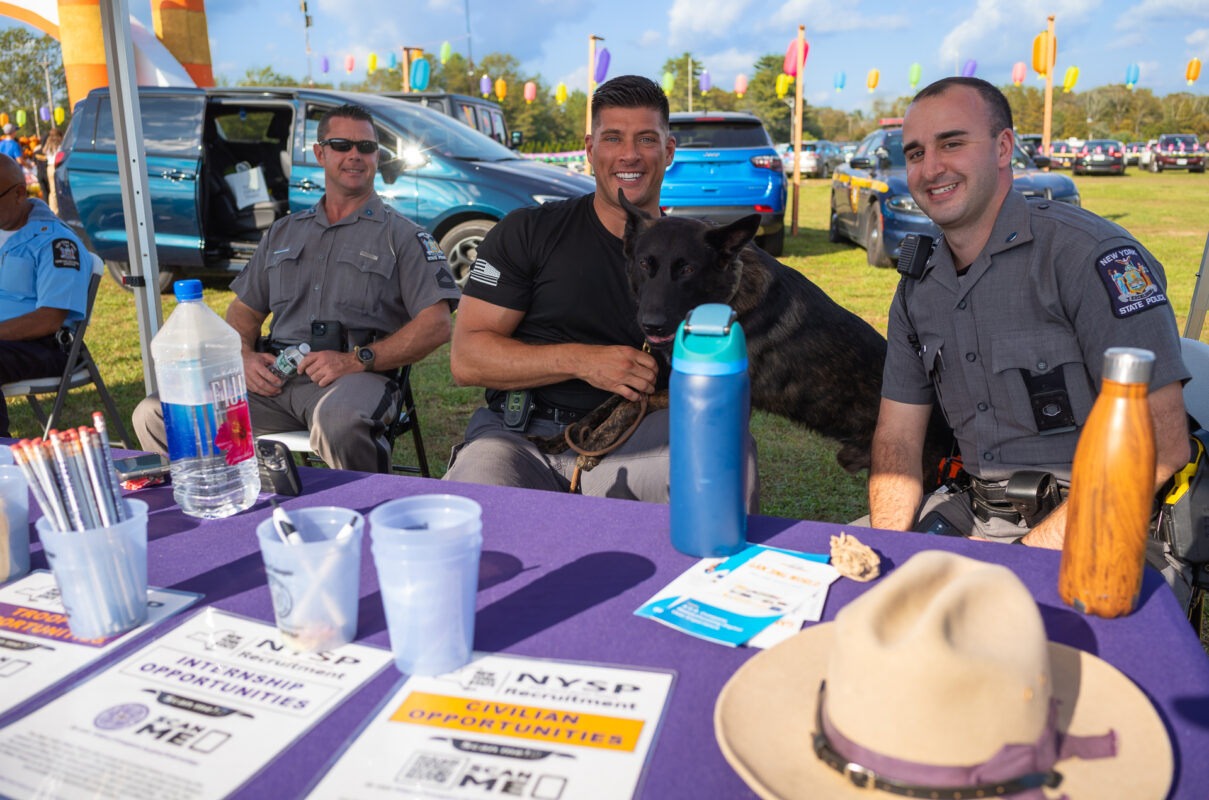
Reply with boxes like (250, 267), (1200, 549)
(105, 261), (178, 294)
(864, 206), (893, 269)
(828, 207), (843, 243)
(1192, 166), (1206, 174)
(438, 219), (496, 288)
(1150, 158), (1160, 173)
(757, 228), (784, 257)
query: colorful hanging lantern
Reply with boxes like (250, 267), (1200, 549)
(0, 113), (8, 128)
(555, 82), (567, 105)
(734, 74), (748, 97)
(39, 106), (50, 123)
(411, 58), (430, 91)
(661, 71), (675, 94)
(345, 55), (355, 74)
(594, 48), (610, 84)
(321, 55), (329, 74)
(776, 73), (792, 99)
(440, 41), (451, 65)
(494, 78), (506, 100)
(699, 70), (711, 95)
(961, 59), (977, 78)
(783, 39), (808, 77)
(908, 62), (922, 89)
(524, 81), (537, 103)
(1012, 61), (1027, 86)
(15, 109), (25, 128)
(867, 68), (880, 92)
(367, 53), (377, 74)
(387, 52), (397, 70)
(480, 74), (491, 97)
(1188, 58), (1202, 85)
(1125, 62), (1140, 88)
(1063, 65), (1079, 93)
(54, 107), (65, 125)
(1032, 31), (1055, 76)
(834, 71), (845, 92)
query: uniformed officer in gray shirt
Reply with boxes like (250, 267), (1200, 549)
(134, 104), (459, 472)
(869, 78), (1190, 549)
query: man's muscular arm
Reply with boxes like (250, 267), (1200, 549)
(449, 296), (658, 402)
(1019, 380), (1189, 548)
(869, 398), (934, 531)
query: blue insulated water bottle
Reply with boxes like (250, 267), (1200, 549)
(670, 303), (750, 557)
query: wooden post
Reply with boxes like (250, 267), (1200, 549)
(401, 48), (411, 93)
(791, 25), (805, 237)
(585, 34), (602, 176)
(688, 54), (693, 113)
(1041, 15), (1055, 169)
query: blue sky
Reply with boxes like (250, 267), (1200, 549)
(6, 0), (1209, 112)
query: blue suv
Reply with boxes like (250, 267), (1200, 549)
(660, 112), (787, 255)
(54, 87), (594, 290)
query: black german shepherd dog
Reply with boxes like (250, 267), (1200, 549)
(534, 191), (950, 483)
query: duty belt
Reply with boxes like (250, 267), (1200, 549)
(487, 396), (587, 426)
(968, 472), (1067, 527)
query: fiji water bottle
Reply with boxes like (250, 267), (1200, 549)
(670, 303), (749, 557)
(152, 280), (259, 519)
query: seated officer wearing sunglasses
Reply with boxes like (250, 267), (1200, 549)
(133, 104), (459, 472)
(0, 154), (91, 438)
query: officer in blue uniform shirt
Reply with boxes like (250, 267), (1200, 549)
(0, 154), (91, 437)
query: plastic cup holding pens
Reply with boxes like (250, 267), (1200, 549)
(0, 463), (31, 583)
(369, 494), (483, 676)
(255, 507), (364, 653)
(36, 499), (149, 639)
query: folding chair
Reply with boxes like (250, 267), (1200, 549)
(1, 253), (131, 447)
(258, 364), (430, 477)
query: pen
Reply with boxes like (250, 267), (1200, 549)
(333, 515), (358, 544)
(271, 499), (303, 545)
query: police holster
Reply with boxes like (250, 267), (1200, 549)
(1003, 471), (1064, 528)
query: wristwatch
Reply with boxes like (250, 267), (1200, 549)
(354, 345), (376, 372)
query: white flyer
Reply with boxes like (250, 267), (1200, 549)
(306, 653), (675, 800)
(0, 606), (394, 800)
(0, 569), (200, 718)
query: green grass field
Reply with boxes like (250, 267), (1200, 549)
(8, 169), (1209, 525)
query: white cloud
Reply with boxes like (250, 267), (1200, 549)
(637, 30), (662, 48)
(668, 0), (755, 48)
(1188, 28), (1209, 48)
(1116, 0), (1209, 30)
(940, 0), (1098, 64)
(557, 64), (590, 96)
(765, 0), (908, 34)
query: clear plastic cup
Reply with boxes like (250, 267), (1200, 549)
(0, 465), (30, 583)
(36, 498), (149, 640)
(369, 495), (482, 675)
(256, 507), (364, 652)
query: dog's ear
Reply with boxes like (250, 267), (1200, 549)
(619, 188), (654, 260)
(704, 214), (761, 262)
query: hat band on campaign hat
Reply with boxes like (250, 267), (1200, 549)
(811, 682), (1118, 800)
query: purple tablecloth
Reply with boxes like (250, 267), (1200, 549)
(14, 465), (1209, 799)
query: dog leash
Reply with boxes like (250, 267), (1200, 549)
(565, 393), (650, 494)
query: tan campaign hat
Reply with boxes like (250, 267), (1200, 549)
(715, 550), (1172, 800)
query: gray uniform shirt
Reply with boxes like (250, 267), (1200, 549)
(231, 193), (460, 344)
(883, 190), (1188, 482)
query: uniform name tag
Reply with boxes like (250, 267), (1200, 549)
(1095, 246), (1168, 318)
(52, 238), (80, 270)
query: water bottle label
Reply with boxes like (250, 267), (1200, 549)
(162, 373), (255, 465)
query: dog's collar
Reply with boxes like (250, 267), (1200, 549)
(811, 682), (1116, 798)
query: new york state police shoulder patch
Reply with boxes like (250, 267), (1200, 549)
(52, 238), (80, 270)
(416, 231), (446, 262)
(1095, 245), (1167, 318)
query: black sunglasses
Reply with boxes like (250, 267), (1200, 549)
(318, 138), (379, 154)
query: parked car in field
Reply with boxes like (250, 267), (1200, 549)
(1147, 133), (1206, 173)
(1072, 139), (1126, 175)
(778, 140), (843, 178)
(54, 87), (593, 290)
(1018, 132), (1043, 157)
(1048, 141), (1076, 169)
(829, 127), (1079, 268)
(836, 141), (858, 163)
(661, 112), (787, 255)
(380, 91), (518, 148)
(1124, 141), (1146, 166)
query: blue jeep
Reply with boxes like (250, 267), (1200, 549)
(55, 87), (594, 290)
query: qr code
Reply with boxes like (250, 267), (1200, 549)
(398, 752), (465, 789)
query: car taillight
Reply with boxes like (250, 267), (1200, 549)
(750, 155), (782, 171)
(54, 151), (65, 167)
(1111, 150), (1121, 157)
(753, 205), (774, 213)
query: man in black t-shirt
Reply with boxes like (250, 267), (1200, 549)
(445, 76), (758, 506)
